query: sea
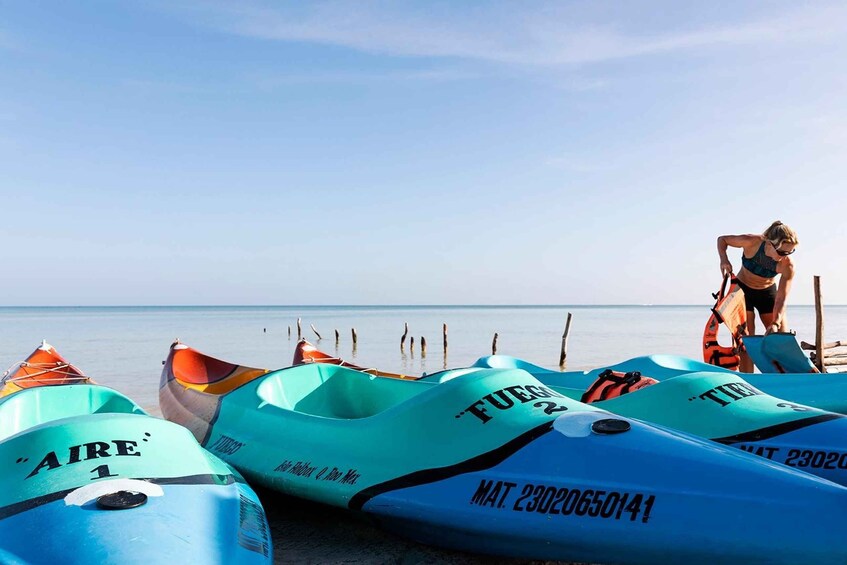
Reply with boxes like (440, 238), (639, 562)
(2, 304), (845, 416)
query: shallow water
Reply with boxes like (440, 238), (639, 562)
(1, 304), (843, 415)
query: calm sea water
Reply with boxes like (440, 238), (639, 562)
(1, 305), (844, 415)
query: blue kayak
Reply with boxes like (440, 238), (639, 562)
(163, 342), (847, 564)
(0, 343), (272, 564)
(471, 354), (847, 485)
(474, 353), (847, 414)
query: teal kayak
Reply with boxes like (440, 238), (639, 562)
(471, 354), (847, 485)
(162, 341), (847, 564)
(0, 343), (271, 564)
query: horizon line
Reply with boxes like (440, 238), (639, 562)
(0, 303), (837, 308)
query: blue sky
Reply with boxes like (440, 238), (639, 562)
(2, 1), (846, 305)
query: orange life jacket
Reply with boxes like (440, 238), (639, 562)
(703, 276), (748, 370)
(581, 370), (658, 404)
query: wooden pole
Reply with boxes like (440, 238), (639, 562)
(410, 336), (415, 354)
(351, 328), (358, 346)
(335, 329), (339, 345)
(310, 324), (322, 340)
(559, 312), (573, 368)
(401, 322), (408, 351)
(492, 333), (499, 355)
(815, 276), (825, 372)
(442, 323), (448, 351)
(287, 326), (291, 339)
(297, 318), (302, 340)
(421, 336), (427, 357)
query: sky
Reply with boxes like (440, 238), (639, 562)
(2, 1), (847, 305)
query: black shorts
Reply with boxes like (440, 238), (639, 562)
(736, 280), (776, 315)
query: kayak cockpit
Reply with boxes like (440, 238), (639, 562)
(0, 385), (144, 441)
(256, 364), (430, 419)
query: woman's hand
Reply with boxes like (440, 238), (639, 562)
(766, 323), (780, 335)
(720, 261), (733, 277)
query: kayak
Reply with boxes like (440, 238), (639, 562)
(0, 342), (272, 564)
(473, 352), (847, 414)
(293, 339), (414, 379)
(162, 341), (847, 564)
(294, 342), (847, 486)
(470, 354), (847, 486)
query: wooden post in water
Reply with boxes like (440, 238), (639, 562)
(334, 329), (340, 345)
(443, 323), (448, 351)
(401, 322), (408, 351)
(310, 324), (322, 340)
(297, 318), (302, 340)
(351, 328), (358, 345)
(815, 275), (825, 373)
(410, 336), (415, 354)
(559, 312), (573, 368)
(421, 336), (427, 357)
(492, 333), (499, 355)
(287, 326), (291, 339)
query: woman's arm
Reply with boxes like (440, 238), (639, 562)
(717, 234), (758, 277)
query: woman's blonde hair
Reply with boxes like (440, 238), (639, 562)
(763, 220), (799, 246)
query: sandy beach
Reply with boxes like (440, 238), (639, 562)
(258, 487), (560, 564)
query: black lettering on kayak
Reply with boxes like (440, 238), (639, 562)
(698, 389), (730, 407)
(25, 439), (146, 479)
(473, 479), (656, 523)
(470, 479), (516, 508)
(340, 469), (361, 485)
(458, 385), (568, 423)
(26, 452), (61, 479)
(484, 391), (515, 410)
(113, 440), (140, 457)
(504, 385), (535, 403)
(698, 382), (765, 407)
(463, 400), (492, 424)
(210, 435), (245, 455)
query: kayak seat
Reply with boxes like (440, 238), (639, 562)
(0, 385), (143, 441)
(257, 364), (425, 419)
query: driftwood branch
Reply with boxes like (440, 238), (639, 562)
(310, 324), (322, 340)
(801, 340), (846, 351)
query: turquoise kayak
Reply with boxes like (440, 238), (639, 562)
(162, 342), (847, 564)
(475, 352), (847, 414)
(471, 354), (847, 485)
(0, 343), (271, 564)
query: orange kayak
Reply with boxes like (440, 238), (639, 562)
(293, 339), (419, 380)
(0, 340), (91, 397)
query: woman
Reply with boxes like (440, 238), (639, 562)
(717, 221), (798, 339)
